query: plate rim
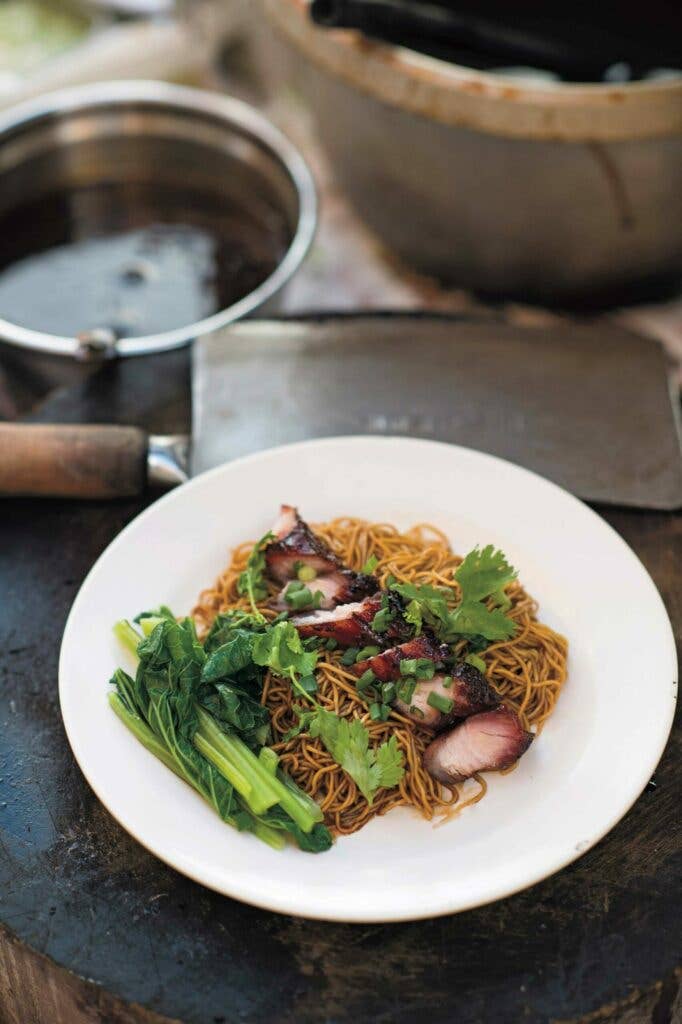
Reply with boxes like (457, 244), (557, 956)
(58, 435), (678, 922)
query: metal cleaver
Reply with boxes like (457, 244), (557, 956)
(2, 314), (681, 509)
(191, 314), (682, 511)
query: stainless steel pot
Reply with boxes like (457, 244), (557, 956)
(261, 0), (682, 304)
(0, 80), (316, 358)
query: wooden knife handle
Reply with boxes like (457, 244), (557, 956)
(0, 424), (148, 499)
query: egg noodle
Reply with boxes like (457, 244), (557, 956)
(193, 518), (568, 836)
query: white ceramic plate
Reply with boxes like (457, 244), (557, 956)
(59, 437), (677, 922)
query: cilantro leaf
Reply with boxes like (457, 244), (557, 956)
(361, 554), (379, 574)
(370, 594), (395, 634)
(390, 545), (518, 644)
(455, 545), (517, 603)
(451, 603), (517, 641)
(390, 579), (453, 636)
(403, 599), (423, 635)
(307, 709), (405, 804)
(237, 532), (274, 616)
(374, 736), (405, 787)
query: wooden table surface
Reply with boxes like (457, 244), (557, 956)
(0, 340), (680, 1024)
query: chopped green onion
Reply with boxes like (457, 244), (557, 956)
(427, 692), (454, 714)
(361, 554), (379, 574)
(325, 638), (338, 651)
(465, 653), (487, 674)
(357, 669), (376, 692)
(441, 675), (453, 688)
(340, 647), (359, 666)
(381, 682), (396, 703)
(396, 678), (417, 705)
(297, 564), (318, 582)
(399, 657), (435, 679)
(369, 703), (391, 722)
(356, 645), (380, 662)
(284, 584), (323, 611)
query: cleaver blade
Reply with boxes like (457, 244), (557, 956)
(191, 314), (682, 511)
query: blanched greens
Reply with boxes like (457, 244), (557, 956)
(111, 609), (331, 853)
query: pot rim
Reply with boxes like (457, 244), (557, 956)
(0, 79), (317, 359)
(264, 0), (682, 141)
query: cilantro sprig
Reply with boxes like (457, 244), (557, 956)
(361, 554), (379, 574)
(308, 709), (404, 804)
(390, 544), (518, 644)
(237, 532), (274, 616)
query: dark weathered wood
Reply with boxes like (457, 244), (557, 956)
(0, 423), (148, 498)
(0, 338), (679, 1024)
(0, 924), (179, 1024)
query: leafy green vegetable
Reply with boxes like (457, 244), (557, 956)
(201, 631), (257, 683)
(391, 545), (518, 644)
(361, 554), (379, 574)
(426, 691), (454, 714)
(111, 611), (332, 853)
(203, 610), (266, 654)
(260, 805), (332, 853)
(252, 621), (319, 702)
(134, 605), (175, 625)
(308, 709), (404, 804)
(198, 682), (269, 749)
(237, 532), (274, 616)
(259, 746), (279, 775)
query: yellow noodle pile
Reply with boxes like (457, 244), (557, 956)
(193, 518), (568, 836)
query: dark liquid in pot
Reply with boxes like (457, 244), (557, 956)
(0, 182), (291, 339)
